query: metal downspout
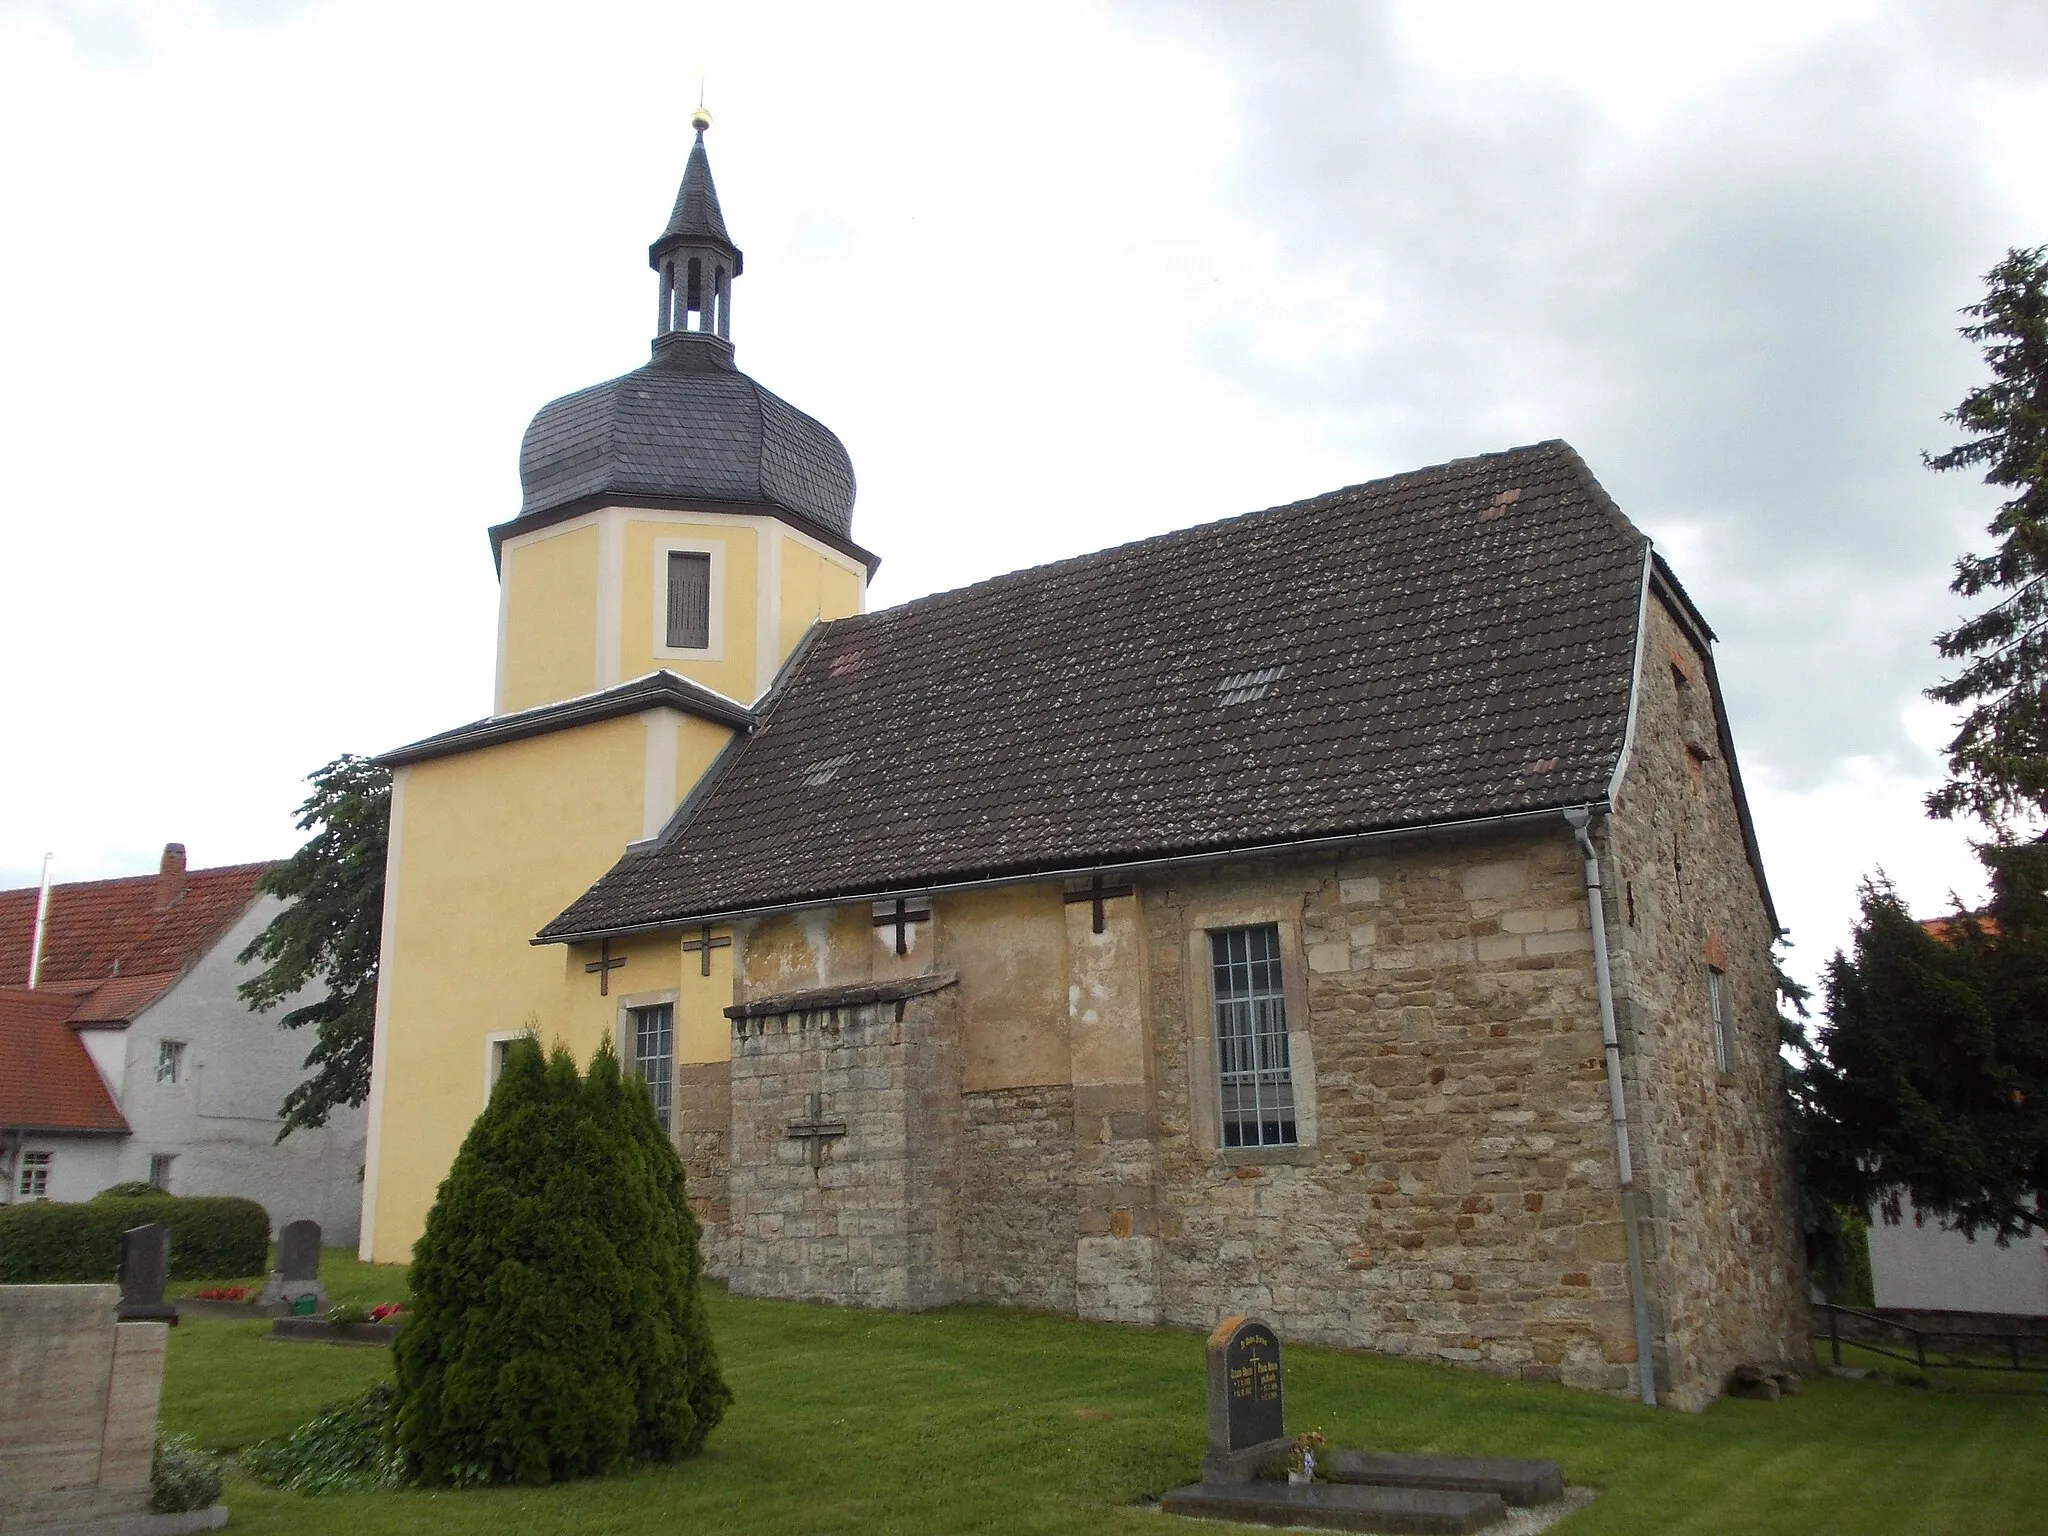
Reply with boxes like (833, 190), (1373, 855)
(1564, 805), (1659, 1407)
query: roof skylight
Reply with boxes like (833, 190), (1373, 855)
(802, 753), (855, 787)
(1217, 665), (1285, 705)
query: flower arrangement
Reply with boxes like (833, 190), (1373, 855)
(192, 1286), (249, 1302)
(1287, 1429), (1327, 1483)
(366, 1302), (406, 1324)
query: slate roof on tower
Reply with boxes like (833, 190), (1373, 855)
(498, 120), (861, 559)
(542, 440), (1711, 941)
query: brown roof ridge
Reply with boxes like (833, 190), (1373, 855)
(0, 857), (277, 901)
(824, 439), (1591, 639)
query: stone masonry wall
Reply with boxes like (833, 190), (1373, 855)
(962, 1085), (1078, 1311)
(1607, 594), (1810, 1408)
(726, 984), (965, 1310)
(675, 1060), (733, 1279)
(1148, 835), (1643, 1394)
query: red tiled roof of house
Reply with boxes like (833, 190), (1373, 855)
(0, 987), (129, 1134)
(0, 847), (275, 1001)
(1921, 912), (1997, 942)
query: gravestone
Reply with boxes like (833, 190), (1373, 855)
(1, 1284), (228, 1535)
(1163, 1315), (1520, 1533)
(117, 1223), (177, 1324)
(257, 1218), (326, 1311)
(1202, 1315), (1291, 1484)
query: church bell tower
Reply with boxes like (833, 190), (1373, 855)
(651, 106), (741, 361)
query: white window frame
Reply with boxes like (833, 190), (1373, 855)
(148, 1153), (176, 1192)
(156, 1039), (186, 1085)
(1708, 966), (1734, 1077)
(650, 537), (725, 662)
(482, 1031), (527, 1104)
(19, 1150), (51, 1200)
(623, 998), (677, 1132)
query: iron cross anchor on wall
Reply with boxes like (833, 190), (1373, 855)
(786, 1092), (847, 1170)
(583, 937), (627, 995)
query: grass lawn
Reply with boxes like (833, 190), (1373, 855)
(159, 1269), (2048, 1536)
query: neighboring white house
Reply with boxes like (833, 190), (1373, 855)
(1868, 1203), (2048, 1317)
(0, 844), (366, 1245)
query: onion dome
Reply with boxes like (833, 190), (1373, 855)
(512, 113), (857, 544)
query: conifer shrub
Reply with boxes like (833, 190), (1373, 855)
(391, 1035), (729, 1486)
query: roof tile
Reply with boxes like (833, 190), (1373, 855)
(543, 440), (1648, 938)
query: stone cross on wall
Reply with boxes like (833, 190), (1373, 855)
(785, 1092), (847, 1169)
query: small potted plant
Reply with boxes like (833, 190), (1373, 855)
(1287, 1429), (1327, 1485)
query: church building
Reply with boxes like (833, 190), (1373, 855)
(361, 117), (1809, 1411)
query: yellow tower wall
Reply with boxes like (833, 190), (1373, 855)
(360, 706), (736, 1263)
(497, 522), (600, 714)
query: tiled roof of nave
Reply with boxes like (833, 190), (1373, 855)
(542, 440), (1648, 939)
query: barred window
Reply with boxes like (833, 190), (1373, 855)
(666, 551), (711, 649)
(1708, 967), (1734, 1075)
(630, 1003), (675, 1131)
(1211, 925), (1297, 1147)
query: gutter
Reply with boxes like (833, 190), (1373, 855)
(538, 802), (1589, 947)
(1564, 804), (1659, 1407)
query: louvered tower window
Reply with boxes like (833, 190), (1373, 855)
(1211, 925), (1297, 1147)
(667, 552), (711, 649)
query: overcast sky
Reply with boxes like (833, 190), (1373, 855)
(3, 0), (2043, 996)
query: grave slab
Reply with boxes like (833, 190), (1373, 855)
(1160, 1480), (1506, 1534)
(1328, 1449), (1564, 1507)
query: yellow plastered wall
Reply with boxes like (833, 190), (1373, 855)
(619, 517), (762, 702)
(779, 533), (866, 656)
(498, 524), (600, 714)
(669, 926), (735, 1066)
(367, 715), (722, 1262)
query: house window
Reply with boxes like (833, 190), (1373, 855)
(149, 1154), (175, 1192)
(1211, 925), (1297, 1147)
(157, 1040), (186, 1085)
(18, 1151), (51, 1200)
(630, 1003), (675, 1131)
(666, 551), (711, 650)
(1708, 967), (1734, 1075)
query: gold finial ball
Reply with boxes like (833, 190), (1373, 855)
(690, 105), (713, 133)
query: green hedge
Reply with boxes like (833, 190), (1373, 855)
(0, 1194), (271, 1283)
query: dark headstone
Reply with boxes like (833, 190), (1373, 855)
(116, 1223), (176, 1323)
(1203, 1315), (1290, 1484)
(276, 1219), (322, 1281)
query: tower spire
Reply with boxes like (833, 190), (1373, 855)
(650, 108), (743, 365)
